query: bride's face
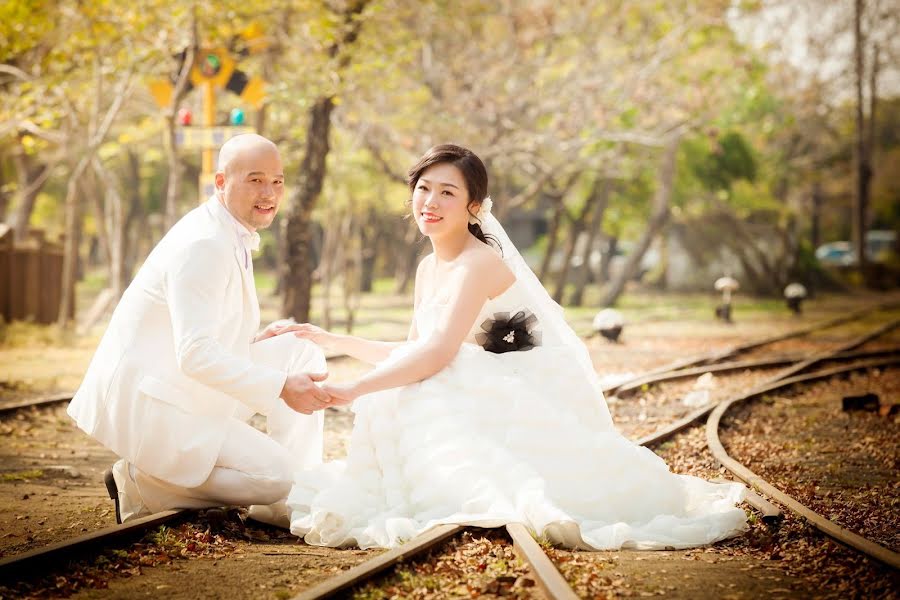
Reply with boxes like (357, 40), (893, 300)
(411, 163), (473, 237)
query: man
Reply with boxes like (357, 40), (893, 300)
(68, 134), (329, 523)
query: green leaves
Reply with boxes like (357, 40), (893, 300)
(689, 130), (757, 193)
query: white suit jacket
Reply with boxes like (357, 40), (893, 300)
(69, 197), (298, 487)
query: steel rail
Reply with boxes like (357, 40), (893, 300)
(602, 305), (889, 396)
(636, 319), (900, 449)
(507, 523), (580, 600)
(611, 346), (900, 397)
(289, 524), (464, 600)
(706, 355), (900, 570)
(0, 509), (185, 582)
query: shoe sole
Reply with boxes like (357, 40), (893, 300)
(104, 469), (122, 525)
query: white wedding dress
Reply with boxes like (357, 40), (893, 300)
(286, 278), (748, 550)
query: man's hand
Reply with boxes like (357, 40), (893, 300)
(280, 372), (331, 414)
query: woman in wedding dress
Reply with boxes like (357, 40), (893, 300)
(281, 144), (748, 550)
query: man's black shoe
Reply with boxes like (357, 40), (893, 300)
(104, 468), (122, 524)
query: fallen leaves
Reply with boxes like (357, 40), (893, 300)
(351, 529), (536, 599)
(0, 511), (242, 599)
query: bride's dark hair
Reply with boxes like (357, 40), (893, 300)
(407, 144), (500, 250)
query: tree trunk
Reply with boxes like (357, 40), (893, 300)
(162, 117), (183, 230)
(553, 197), (596, 304)
(552, 221), (579, 304)
(394, 223), (423, 294)
(810, 181), (822, 251)
(654, 226), (669, 290)
(86, 165), (110, 268)
(342, 213), (362, 334)
(570, 181), (610, 306)
(598, 236), (617, 283)
(359, 213), (377, 293)
(319, 212), (339, 330)
(601, 137), (679, 307)
(123, 149), (144, 285)
(852, 0), (870, 274)
(163, 23), (197, 231)
(0, 151), (9, 221)
(58, 164), (90, 325)
(537, 197), (565, 282)
(280, 0), (368, 320)
(93, 158), (126, 297)
(282, 97), (335, 321)
(10, 147), (49, 241)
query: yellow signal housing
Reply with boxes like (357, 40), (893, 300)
(240, 77), (266, 109)
(191, 48), (235, 89)
(148, 79), (174, 108)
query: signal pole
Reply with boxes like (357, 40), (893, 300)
(149, 37), (267, 202)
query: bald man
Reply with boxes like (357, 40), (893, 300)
(68, 134), (330, 524)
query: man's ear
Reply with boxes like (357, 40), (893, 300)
(214, 172), (226, 192)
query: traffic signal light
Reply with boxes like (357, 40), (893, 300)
(149, 45), (265, 110)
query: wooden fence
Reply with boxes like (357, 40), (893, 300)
(0, 226), (72, 324)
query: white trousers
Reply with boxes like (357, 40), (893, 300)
(118, 335), (325, 519)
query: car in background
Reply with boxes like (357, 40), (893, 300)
(866, 230), (898, 262)
(815, 241), (855, 266)
(815, 230), (898, 266)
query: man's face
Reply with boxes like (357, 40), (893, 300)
(216, 146), (284, 231)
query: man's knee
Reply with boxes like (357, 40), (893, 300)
(252, 333), (325, 372)
(288, 337), (326, 375)
(254, 476), (292, 506)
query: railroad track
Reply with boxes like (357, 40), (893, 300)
(287, 320), (899, 599)
(1, 308), (898, 598)
(4, 303), (893, 417)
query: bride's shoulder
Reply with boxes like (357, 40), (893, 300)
(416, 252), (436, 271)
(459, 245), (514, 289)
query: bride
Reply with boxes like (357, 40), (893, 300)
(279, 144), (748, 550)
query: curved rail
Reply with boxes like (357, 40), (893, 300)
(706, 356), (900, 570)
(637, 319), (900, 448)
(601, 304), (889, 396)
(612, 347), (899, 397)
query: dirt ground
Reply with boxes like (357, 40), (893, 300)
(0, 293), (898, 598)
(721, 366), (900, 552)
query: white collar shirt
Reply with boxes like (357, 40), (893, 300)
(211, 197), (260, 270)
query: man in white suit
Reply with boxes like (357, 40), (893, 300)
(68, 134), (330, 523)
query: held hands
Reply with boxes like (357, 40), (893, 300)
(279, 374), (361, 414)
(280, 372), (332, 415)
(321, 383), (361, 406)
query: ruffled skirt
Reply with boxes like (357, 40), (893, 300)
(287, 343), (747, 549)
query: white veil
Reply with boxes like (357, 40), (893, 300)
(480, 211), (614, 430)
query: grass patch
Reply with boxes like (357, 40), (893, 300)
(1, 469), (44, 482)
(0, 320), (72, 348)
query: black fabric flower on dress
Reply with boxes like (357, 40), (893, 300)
(475, 310), (541, 354)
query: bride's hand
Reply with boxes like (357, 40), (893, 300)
(254, 319), (296, 342)
(322, 383), (360, 406)
(276, 323), (336, 348)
